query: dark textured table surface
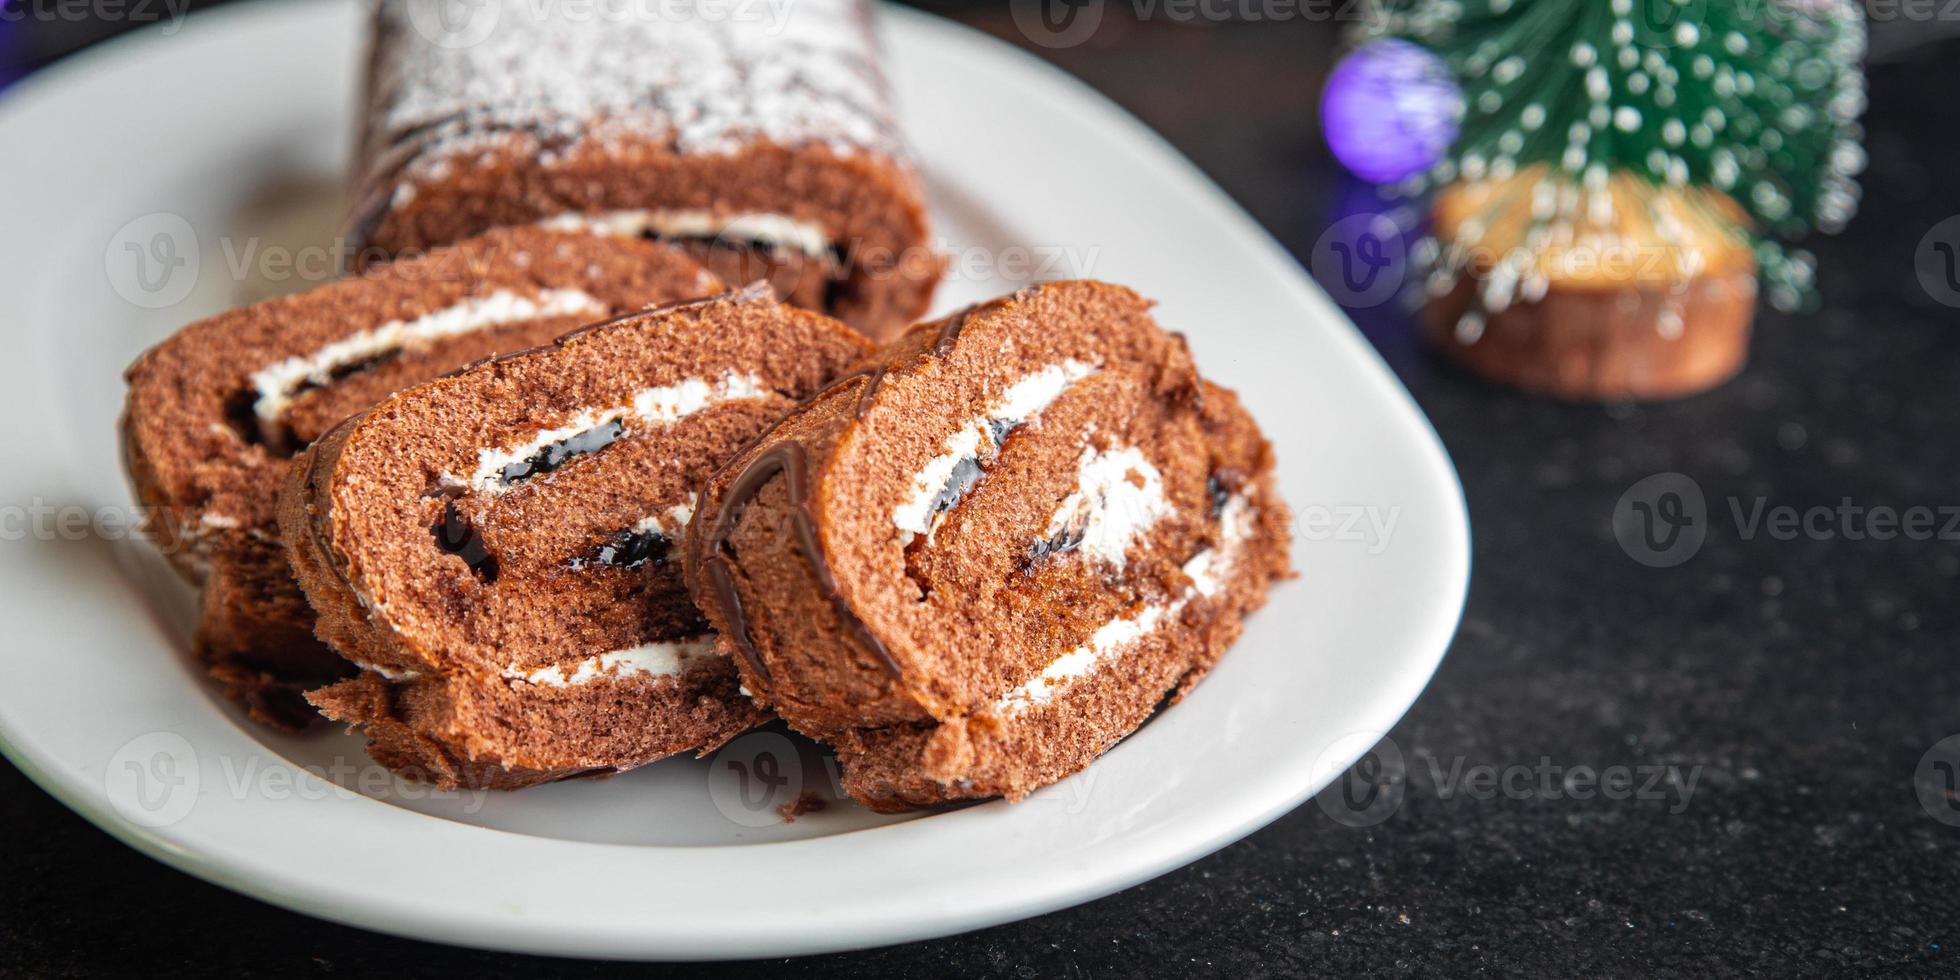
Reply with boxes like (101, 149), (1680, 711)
(5, 3), (1959, 976)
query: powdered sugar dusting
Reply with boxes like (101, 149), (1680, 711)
(366, 0), (903, 190)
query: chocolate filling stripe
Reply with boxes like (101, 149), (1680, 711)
(249, 288), (607, 427)
(891, 359), (1097, 538)
(540, 209), (833, 259)
(433, 500), (500, 583)
(496, 419), (624, 487)
(571, 497), (696, 571)
(464, 372), (769, 495)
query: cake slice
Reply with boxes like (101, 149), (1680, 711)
(682, 281), (1292, 810)
(349, 0), (940, 340)
(122, 228), (722, 728)
(282, 290), (872, 789)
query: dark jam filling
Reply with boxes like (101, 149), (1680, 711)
(597, 528), (670, 567)
(1030, 471), (1235, 566)
(498, 419), (624, 487)
(925, 455), (988, 528)
(229, 351), (406, 452)
(1207, 472), (1231, 517)
(921, 418), (1028, 530)
(643, 230), (846, 268)
(569, 527), (672, 571)
(433, 501), (499, 583)
(1027, 519), (1086, 562)
(821, 275), (850, 314)
(641, 230), (848, 313)
(223, 389), (266, 447)
(299, 349), (402, 396)
(985, 416), (1020, 445)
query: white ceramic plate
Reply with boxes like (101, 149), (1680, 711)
(0, 0), (1467, 959)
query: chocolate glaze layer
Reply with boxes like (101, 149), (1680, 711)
(695, 293), (1034, 691)
(931, 306), (971, 357)
(298, 423), (359, 601)
(701, 441), (900, 683)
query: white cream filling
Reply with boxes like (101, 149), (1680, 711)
(994, 493), (1257, 714)
(503, 635), (718, 688)
(249, 288), (606, 426)
(628, 495), (698, 540)
(1038, 445), (1171, 570)
(1179, 494), (1254, 599)
(463, 373), (769, 495)
(539, 209), (832, 258)
(999, 604), (1169, 710)
(354, 660), (421, 682)
(892, 360), (1097, 537)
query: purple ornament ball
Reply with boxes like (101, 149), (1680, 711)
(1322, 39), (1462, 185)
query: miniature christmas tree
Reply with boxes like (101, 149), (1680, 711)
(1363, 0), (1866, 398)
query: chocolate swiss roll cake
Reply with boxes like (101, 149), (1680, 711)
(281, 290), (872, 789)
(122, 228), (722, 728)
(348, 0), (940, 341)
(683, 281), (1292, 810)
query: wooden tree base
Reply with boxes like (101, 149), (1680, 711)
(1421, 273), (1756, 401)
